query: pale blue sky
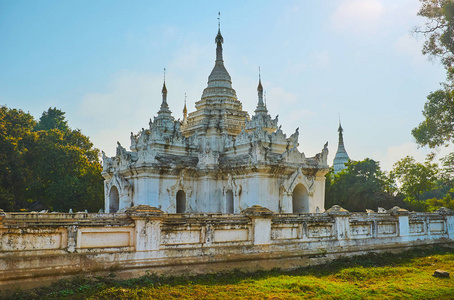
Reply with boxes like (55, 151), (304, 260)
(0, 0), (450, 170)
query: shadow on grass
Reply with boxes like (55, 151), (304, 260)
(8, 244), (454, 300)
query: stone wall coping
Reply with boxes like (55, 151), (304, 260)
(126, 205), (165, 219)
(437, 207), (454, 215)
(242, 205), (274, 217)
(387, 206), (410, 216)
(325, 205), (351, 216)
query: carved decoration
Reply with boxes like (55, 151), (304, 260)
(106, 174), (133, 200)
(282, 147), (306, 164)
(167, 170), (193, 198)
(281, 167), (315, 197)
(223, 173), (242, 196)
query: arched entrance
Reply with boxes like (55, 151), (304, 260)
(109, 186), (119, 213)
(176, 190), (186, 213)
(226, 190), (234, 213)
(292, 184), (309, 213)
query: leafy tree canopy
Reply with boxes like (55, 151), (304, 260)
(35, 107), (69, 132)
(390, 156), (439, 201)
(413, 1), (454, 150)
(416, 0), (454, 83)
(325, 159), (403, 212)
(412, 88), (454, 148)
(0, 106), (103, 212)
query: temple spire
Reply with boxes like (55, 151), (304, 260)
(183, 93), (188, 124)
(255, 67), (267, 114)
(161, 69), (169, 110)
(206, 12), (232, 89)
(215, 12), (224, 62)
(338, 119), (344, 146)
(333, 116), (350, 174)
(158, 68), (171, 114)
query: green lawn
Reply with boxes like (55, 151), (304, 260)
(10, 246), (454, 300)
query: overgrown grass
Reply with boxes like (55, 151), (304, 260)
(8, 245), (454, 299)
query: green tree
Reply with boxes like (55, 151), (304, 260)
(0, 107), (37, 210)
(412, 88), (454, 148)
(0, 106), (103, 212)
(413, 1), (454, 149)
(390, 156), (438, 201)
(415, 0), (454, 83)
(325, 159), (403, 212)
(34, 107), (69, 132)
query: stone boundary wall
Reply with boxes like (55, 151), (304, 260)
(0, 205), (453, 293)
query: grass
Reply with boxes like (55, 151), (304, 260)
(8, 245), (454, 300)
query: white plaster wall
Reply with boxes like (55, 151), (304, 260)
(195, 177), (223, 213)
(237, 176), (280, 212)
(309, 178), (326, 213)
(1, 211), (453, 294)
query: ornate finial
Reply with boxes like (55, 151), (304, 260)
(218, 12), (221, 31)
(183, 93), (188, 120)
(264, 91), (267, 108)
(337, 115), (344, 145)
(257, 67), (263, 92)
(338, 114), (343, 132)
(256, 67), (265, 110)
(160, 68), (168, 111)
(215, 12), (224, 45)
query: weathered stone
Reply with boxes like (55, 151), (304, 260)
(433, 269), (450, 278)
(326, 205), (351, 216)
(242, 205), (274, 217)
(437, 207), (454, 215)
(387, 206), (410, 216)
(126, 205), (164, 218)
(0, 209), (453, 294)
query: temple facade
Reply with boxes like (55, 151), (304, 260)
(333, 121), (350, 174)
(101, 26), (330, 214)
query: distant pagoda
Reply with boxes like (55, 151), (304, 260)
(333, 121), (350, 174)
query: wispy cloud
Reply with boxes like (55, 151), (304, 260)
(313, 50), (330, 68)
(331, 0), (385, 34)
(394, 34), (426, 65)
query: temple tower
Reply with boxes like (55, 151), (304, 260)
(333, 121), (350, 174)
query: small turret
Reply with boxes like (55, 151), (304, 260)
(159, 69), (170, 111)
(255, 68), (267, 114)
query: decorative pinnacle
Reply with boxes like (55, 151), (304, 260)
(215, 12), (224, 45)
(218, 12), (220, 31)
(338, 114), (343, 133)
(160, 68), (169, 111)
(162, 68), (167, 94)
(257, 66), (263, 92)
(338, 116), (344, 145)
(255, 68), (267, 113)
(183, 93), (187, 115)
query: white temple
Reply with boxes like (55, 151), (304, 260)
(102, 25), (330, 214)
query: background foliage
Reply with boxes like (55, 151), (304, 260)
(0, 107), (103, 212)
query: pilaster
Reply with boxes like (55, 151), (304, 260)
(243, 205), (273, 245)
(127, 205), (165, 251)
